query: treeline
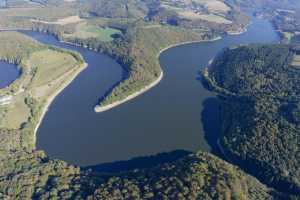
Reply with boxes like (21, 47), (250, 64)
(203, 44), (300, 196)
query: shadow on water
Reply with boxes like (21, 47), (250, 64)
(201, 97), (223, 157)
(84, 150), (191, 173)
(87, 68), (223, 173)
(196, 72), (223, 158)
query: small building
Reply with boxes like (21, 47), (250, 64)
(0, 95), (12, 106)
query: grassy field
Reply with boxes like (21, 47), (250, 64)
(0, 5), (78, 21)
(64, 22), (122, 41)
(0, 31), (84, 131)
(0, 31), (41, 61)
(161, 0), (233, 24)
(0, 94), (30, 129)
(28, 49), (79, 87)
(195, 0), (231, 13)
(178, 11), (232, 24)
(31, 15), (83, 25)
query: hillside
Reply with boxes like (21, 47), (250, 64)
(0, 150), (277, 199)
(203, 44), (300, 196)
(82, 0), (249, 33)
(90, 152), (276, 200)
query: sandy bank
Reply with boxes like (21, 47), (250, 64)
(33, 62), (87, 146)
(158, 36), (222, 54)
(95, 71), (163, 113)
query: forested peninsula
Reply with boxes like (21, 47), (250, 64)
(202, 44), (300, 196)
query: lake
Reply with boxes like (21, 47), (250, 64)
(25, 17), (279, 166)
(0, 61), (19, 89)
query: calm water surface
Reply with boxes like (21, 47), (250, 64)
(26, 18), (279, 166)
(0, 61), (19, 88)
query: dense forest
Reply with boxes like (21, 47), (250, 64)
(203, 44), (300, 196)
(1, 150), (279, 199)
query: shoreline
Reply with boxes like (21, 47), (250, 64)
(94, 36), (223, 113)
(28, 29), (239, 116)
(2, 24), (248, 114)
(31, 29), (241, 140)
(33, 62), (88, 146)
(227, 28), (248, 36)
(158, 36), (223, 54)
(31, 33), (223, 143)
(95, 71), (163, 112)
